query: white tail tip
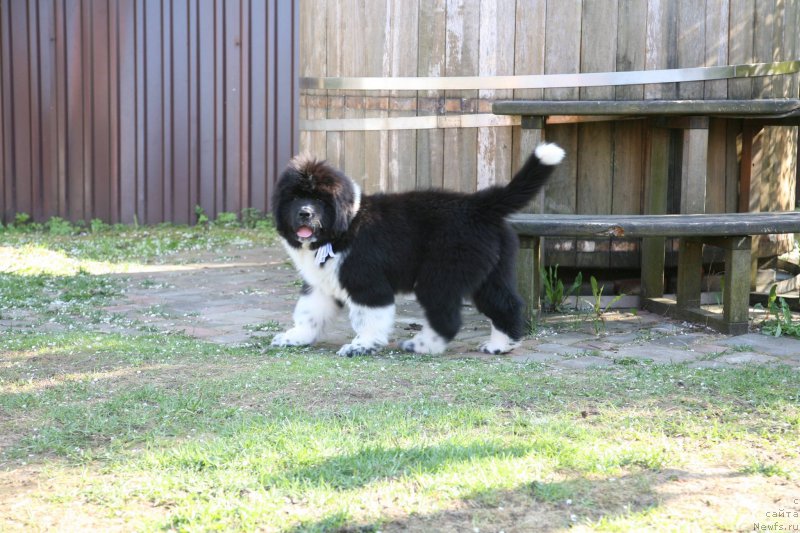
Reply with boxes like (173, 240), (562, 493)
(534, 143), (565, 166)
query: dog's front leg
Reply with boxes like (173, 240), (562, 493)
(336, 303), (395, 357)
(271, 284), (341, 347)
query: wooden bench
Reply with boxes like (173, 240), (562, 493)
(509, 212), (800, 335)
(492, 99), (800, 334)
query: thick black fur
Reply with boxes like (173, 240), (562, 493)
(273, 146), (562, 351)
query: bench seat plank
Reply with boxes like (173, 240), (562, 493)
(508, 212), (800, 238)
(493, 99), (800, 118)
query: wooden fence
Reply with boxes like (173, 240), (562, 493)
(0, 0), (299, 225)
(300, 0), (800, 266)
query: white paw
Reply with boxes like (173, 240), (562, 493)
(479, 324), (519, 354)
(337, 340), (380, 357)
(270, 328), (316, 347)
(400, 329), (447, 355)
(479, 339), (519, 355)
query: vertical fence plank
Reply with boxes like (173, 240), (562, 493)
(108, 0), (120, 222)
(677, 0), (704, 99)
(37, 1), (59, 218)
(704, 0), (729, 99)
(324, 0), (343, 169)
(81, 0), (94, 220)
(92, 0), (111, 222)
(213, 0), (224, 215)
(577, 0), (615, 269)
(172, 0), (190, 223)
(613, 0), (647, 222)
(161, 0), (173, 221)
(0, 1), (6, 220)
(543, 0), (579, 216)
(224, 0), (241, 213)
(615, 0), (646, 101)
(645, 0), (678, 99)
(476, 0), (513, 190)
(415, 0), (445, 190)
(298, 0), (326, 161)
(249, 0), (268, 212)
(28, 2), (43, 220)
(361, 0), (387, 194)
(752, 0), (776, 99)
(265, 0), (278, 208)
(728, 0), (755, 99)
(387, 0), (418, 192)
(10, 0), (33, 218)
(118, 0), (136, 223)
(144, 0), (163, 223)
(511, 0), (545, 212)
(65, 0), (85, 220)
(444, 0), (479, 193)
(196, 0), (215, 218)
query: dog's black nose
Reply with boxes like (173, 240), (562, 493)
(298, 206), (313, 219)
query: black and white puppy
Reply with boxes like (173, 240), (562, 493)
(271, 143), (564, 357)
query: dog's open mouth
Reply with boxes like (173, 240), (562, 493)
(296, 226), (314, 239)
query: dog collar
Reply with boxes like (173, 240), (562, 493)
(315, 243), (337, 265)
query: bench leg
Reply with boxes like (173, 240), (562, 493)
(642, 127), (669, 299)
(641, 237), (665, 298)
(676, 238), (703, 309)
(517, 236), (541, 319)
(723, 236), (752, 334)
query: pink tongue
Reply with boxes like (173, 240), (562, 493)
(296, 226), (313, 238)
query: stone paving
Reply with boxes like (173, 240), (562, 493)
(102, 243), (800, 369)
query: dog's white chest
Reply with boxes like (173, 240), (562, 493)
(283, 242), (350, 302)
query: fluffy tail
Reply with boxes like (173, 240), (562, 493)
(473, 143), (564, 217)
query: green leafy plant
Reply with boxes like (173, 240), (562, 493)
(587, 275), (625, 335)
(214, 212), (239, 227)
(13, 212), (31, 227)
(761, 285), (799, 338)
(90, 218), (110, 233)
(540, 265), (582, 313)
(46, 217), (75, 236)
(240, 207), (265, 229)
(194, 205), (209, 226)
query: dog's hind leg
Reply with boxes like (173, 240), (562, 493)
(271, 283), (341, 347)
(401, 287), (461, 355)
(472, 267), (525, 355)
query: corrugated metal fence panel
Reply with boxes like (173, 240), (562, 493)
(0, 0), (298, 224)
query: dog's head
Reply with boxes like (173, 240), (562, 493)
(272, 155), (361, 247)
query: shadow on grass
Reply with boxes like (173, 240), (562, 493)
(289, 467), (759, 533)
(281, 441), (533, 491)
(287, 469), (667, 533)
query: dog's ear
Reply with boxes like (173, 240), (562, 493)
(331, 179), (361, 235)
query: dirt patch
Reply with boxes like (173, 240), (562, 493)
(0, 466), (168, 532)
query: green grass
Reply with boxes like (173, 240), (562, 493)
(1, 223), (799, 531)
(1, 328), (799, 531)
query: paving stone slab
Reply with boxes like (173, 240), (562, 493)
(535, 331), (597, 346)
(611, 345), (697, 364)
(688, 360), (735, 369)
(717, 333), (800, 357)
(687, 344), (729, 356)
(718, 352), (780, 365)
(511, 352), (564, 363)
(603, 331), (647, 345)
(530, 343), (591, 357)
(652, 333), (718, 349)
(553, 356), (614, 369)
